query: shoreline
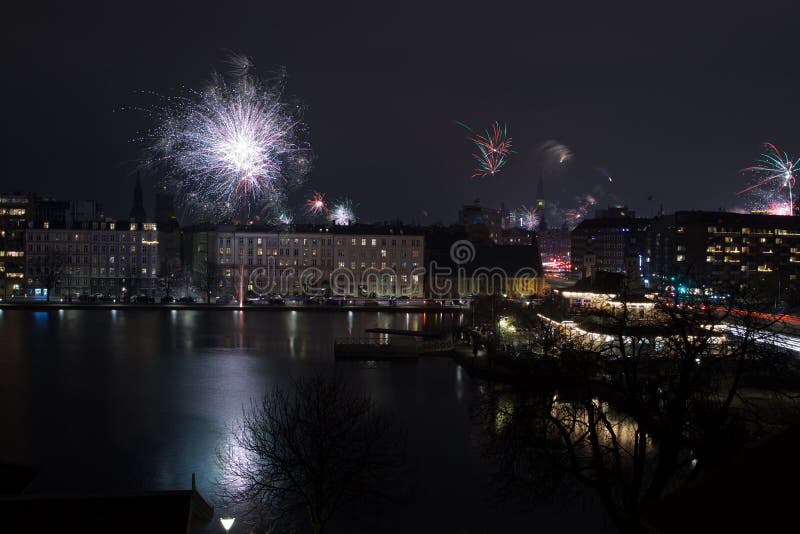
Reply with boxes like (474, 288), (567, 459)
(0, 302), (467, 313)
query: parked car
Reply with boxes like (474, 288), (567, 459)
(178, 296), (195, 304)
(161, 295), (176, 304)
(267, 294), (285, 305)
(304, 295), (324, 305)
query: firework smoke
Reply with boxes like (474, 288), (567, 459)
(539, 140), (573, 166)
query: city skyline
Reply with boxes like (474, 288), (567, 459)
(3, 3), (800, 223)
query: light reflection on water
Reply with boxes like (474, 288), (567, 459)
(0, 309), (605, 532)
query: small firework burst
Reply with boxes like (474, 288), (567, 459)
(456, 120), (515, 178)
(305, 191), (328, 215)
(329, 198), (356, 226)
(515, 205), (540, 231)
(738, 142), (798, 216)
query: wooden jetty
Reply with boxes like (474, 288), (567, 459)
(334, 329), (454, 360)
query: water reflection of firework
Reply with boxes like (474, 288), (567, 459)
(738, 142), (798, 216)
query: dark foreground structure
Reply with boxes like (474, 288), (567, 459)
(642, 425), (800, 532)
(0, 469), (213, 533)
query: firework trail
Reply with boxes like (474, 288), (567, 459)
(305, 191), (328, 215)
(594, 166), (613, 183)
(738, 142), (798, 216)
(329, 198), (356, 226)
(141, 54), (311, 222)
(539, 140), (573, 166)
(457, 121), (515, 178)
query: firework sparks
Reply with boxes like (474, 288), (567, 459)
(738, 142), (798, 216)
(457, 121), (515, 178)
(564, 194), (597, 225)
(329, 198), (356, 226)
(515, 205), (540, 231)
(305, 191), (328, 215)
(142, 55), (311, 221)
(275, 210), (293, 225)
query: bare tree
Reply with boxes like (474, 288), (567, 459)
(481, 288), (800, 533)
(194, 258), (220, 304)
(33, 245), (65, 302)
(216, 374), (407, 533)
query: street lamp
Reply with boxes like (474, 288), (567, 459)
(220, 517), (235, 532)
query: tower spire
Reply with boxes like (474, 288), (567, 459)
(130, 173), (146, 222)
(536, 173), (547, 231)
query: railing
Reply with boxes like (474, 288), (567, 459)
(334, 337), (392, 346)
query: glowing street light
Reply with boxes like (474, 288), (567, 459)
(220, 517), (235, 532)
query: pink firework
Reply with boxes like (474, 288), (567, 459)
(456, 121), (515, 178)
(305, 191), (328, 215)
(738, 142), (798, 216)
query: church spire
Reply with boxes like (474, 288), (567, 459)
(536, 173), (547, 231)
(130, 173), (146, 222)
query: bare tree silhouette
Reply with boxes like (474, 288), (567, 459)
(480, 288), (800, 533)
(216, 374), (407, 533)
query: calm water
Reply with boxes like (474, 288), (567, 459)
(0, 309), (609, 532)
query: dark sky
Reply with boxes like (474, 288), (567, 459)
(3, 1), (800, 224)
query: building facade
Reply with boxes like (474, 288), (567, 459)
(647, 211), (800, 302)
(0, 193), (31, 298)
(25, 220), (159, 300)
(193, 224), (425, 298)
(571, 207), (650, 278)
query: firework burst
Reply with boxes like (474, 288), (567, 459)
(457, 121), (515, 178)
(142, 55), (311, 221)
(738, 142), (798, 216)
(564, 194), (597, 226)
(515, 205), (540, 231)
(329, 198), (356, 226)
(305, 191), (328, 215)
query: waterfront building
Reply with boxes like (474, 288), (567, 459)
(647, 211), (800, 304)
(190, 223), (425, 298)
(154, 184), (182, 279)
(25, 220), (159, 300)
(0, 193), (31, 298)
(423, 224), (545, 298)
(1, 192), (104, 298)
(570, 206), (650, 279)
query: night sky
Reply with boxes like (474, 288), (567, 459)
(3, 1), (800, 224)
